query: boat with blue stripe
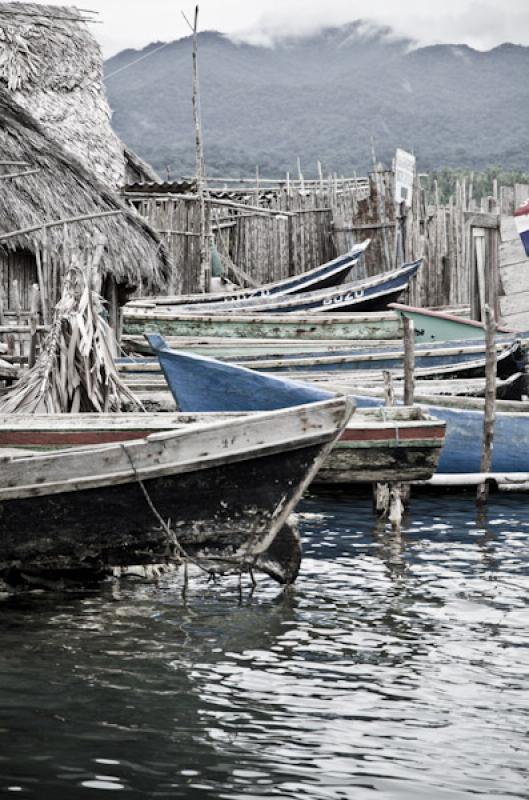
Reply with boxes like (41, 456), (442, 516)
(145, 260), (423, 316)
(128, 241), (370, 308)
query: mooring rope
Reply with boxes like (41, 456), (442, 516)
(119, 443), (213, 576)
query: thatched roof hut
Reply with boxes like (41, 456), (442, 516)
(0, 87), (171, 313)
(0, 2), (171, 322)
(0, 2), (160, 186)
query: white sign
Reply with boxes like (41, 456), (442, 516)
(394, 148), (416, 208)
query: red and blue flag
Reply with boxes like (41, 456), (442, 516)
(514, 200), (529, 257)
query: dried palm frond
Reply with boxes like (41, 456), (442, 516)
(0, 267), (141, 413)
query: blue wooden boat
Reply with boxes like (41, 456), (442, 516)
(146, 335), (446, 484)
(162, 260), (423, 315)
(123, 336), (523, 381)
(128, 241), (370, 308)
(146, 335), (529, 481)
(145, 333), (334, 412)
(224, 338), (523, 378)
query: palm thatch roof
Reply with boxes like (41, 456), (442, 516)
(124, 145), (162, 185)
(0, 87), (171, 291)
(0, 2), (146, 187)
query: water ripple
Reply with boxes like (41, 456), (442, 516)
(0, 491), (528, 798)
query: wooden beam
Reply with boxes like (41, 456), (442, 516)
(0, 210), (123, 243)
(465, 211), (500, 230)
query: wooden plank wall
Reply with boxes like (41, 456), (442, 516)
(0, 249), (38, 311)
(130, 173), (508, 313)
(498, 183), (529, 329)
(131, 197), (204, 295)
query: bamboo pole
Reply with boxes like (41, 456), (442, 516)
(12, 279), (22, 359)
(0, 168), (40, 180)
(0, 285), (4, 344)
(184, 5), (210, 294)
(477, 304), (497, 506)
(0, 210), (123, 243)
(403, 317), (415, 406)
(28, 283), (40, 368)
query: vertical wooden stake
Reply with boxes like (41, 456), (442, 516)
(12, 279), (23, 359)
(28, 283), (40, 368)
(403, 317), (415, 406)
(35, 241), (49, 324)
(383, 370), (395, 407)
(317, 160), (324, 193)
(185, 5), (210, 294)
(477, 304), (497, 505)
(0, 284), (5, 345)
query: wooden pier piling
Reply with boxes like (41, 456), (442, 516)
(476, 304), (497, 505)
(403, 317), (415, 406)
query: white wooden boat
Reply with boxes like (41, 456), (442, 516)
(0, 397), (352, 585)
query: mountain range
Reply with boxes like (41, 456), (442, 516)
(104, 22), (529, 178)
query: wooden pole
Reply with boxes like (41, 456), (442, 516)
(0, 210), (123, 243)
(0, 285), (4, 344)
(28, 283), (40, 368)
(477, 304), (497, 505)
(12, 279), (23, 359)
(383, 370), (395, 406)
(403, 317), (415, 406)
(186, 5), (210, 294)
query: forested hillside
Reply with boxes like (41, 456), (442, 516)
(104, 22), (529, 177)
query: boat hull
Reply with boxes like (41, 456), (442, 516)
(0, 444), (320, 583)
(129, 245), (369, 308)
(122, 311), (403, 341)
(0, 398), (351, 583)
(353, 394), (529, 475)
(389, 303), (516, 342)
(144, 341), (446, 484)
(136, 261), (422, 316)
(0, 409), (446, 485)
(316, 412), (445, 483)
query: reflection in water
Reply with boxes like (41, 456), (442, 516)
(1, 490), (529, 799)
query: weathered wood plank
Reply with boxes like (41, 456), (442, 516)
(122, 311), (403, 341)
(500, 239), (527, 268)
(499, 261), (529, 295)
(500, 291), (529, 317)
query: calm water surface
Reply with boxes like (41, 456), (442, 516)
(1, 491), (529, 799)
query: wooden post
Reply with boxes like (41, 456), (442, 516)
(28, 283), (40, 368)
(403, 317), (415, 406)
(12, 279), (23, 359)
(186, 5), (210, 294)
(0, 285), (4, 344)
(477, 304), (497, 505)
(35, 238), (49, 324)
(383, 370), (395, 406)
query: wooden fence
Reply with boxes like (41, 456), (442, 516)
(127, 172), (515, 315)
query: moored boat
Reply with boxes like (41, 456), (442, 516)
(128, 241), (370, 308)
(0, 397), (352, 585)
(121, 336), (523, 381)
(389, 302), (516, 342)
(143, 260), (423, 316)
(122, 310), (403, 341)
(145, 335), (446, 484)
(350, 392), (529, 480)
(0, 407), (445, 486)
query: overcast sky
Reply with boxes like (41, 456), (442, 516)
(32, 0), (529, 56)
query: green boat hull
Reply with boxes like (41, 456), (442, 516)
(122, 312), (403, 341)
